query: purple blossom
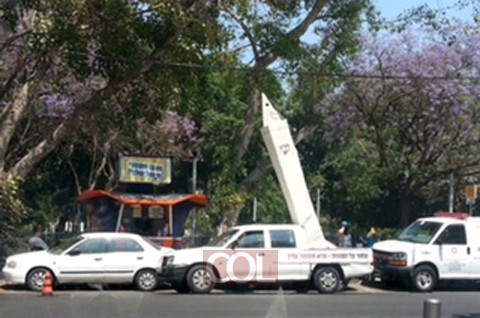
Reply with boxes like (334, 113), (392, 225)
(38, 94), (74, 119)
(322, 23), (480, 158)
(156, 111), (200, 145)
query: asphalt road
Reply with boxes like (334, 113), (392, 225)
(1, 285), (479, 318)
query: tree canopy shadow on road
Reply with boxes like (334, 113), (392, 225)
(363, 279), (480, 293)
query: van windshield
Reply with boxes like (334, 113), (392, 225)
(397, 220), (442, 244)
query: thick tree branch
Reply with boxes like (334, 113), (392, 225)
(0, 29), (32, 53)
(0, 80), (30, 172)
(235, 0), (331, 161)
(220, 5), (259, 60)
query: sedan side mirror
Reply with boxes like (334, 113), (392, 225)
(68, 250), (81, 256)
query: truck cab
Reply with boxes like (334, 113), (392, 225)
(161, 224), (373, 294)
(373, 212), (480, 292)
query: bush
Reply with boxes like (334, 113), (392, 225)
(0, 178), (30, 266)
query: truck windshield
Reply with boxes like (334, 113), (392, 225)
(397, 220), (442, 244)
(208, 229), (239, 247)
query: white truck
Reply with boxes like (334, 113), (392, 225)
(160, 94), (373, 294)
(161, 224), (372, 294)
(373, 212), (480, 292)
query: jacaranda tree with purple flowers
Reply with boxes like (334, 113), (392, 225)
(322, 23), (480, 226)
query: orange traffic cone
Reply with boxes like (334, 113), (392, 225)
(41, 270), (54, 296)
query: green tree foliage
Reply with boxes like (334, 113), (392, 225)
(0, 0), (385, 239)
(0, 178), (29, 259)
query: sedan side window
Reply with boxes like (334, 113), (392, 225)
(72, 238), (108, 254)
(110, 238), (144, 252)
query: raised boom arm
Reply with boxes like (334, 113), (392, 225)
(260, 94), (334, 249)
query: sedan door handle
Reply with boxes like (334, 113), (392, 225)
(137, 257), (144, 260)
(94, 257), (102, 261)
(467, 247), (471, 255)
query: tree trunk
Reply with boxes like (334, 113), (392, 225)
(0, 81), (30, 172)
(400, 191), (412, 227)
(217, 205), (243, 235)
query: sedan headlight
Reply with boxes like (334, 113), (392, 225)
(6, 260), (17, 268)
(387, 252), (407, 267)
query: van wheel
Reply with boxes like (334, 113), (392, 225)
(313, 266), (341, 294)
(186, 264), (215, 294)
(412, 265), (437, 292)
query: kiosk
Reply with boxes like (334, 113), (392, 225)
(77, 190), (207, 248)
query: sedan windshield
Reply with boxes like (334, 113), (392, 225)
(208, 229), (239, 247)
(397, 220), (442, 244)
(50, 235), (85, 255)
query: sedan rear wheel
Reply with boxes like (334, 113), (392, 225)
(134, 269), (158, 291)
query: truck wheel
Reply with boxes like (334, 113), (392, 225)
(313, 267), (341, 294)
(134, 269), (158, 291)
(186, 264), (215, 294)
(411, 265), (437, 292)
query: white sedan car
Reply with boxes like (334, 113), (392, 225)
(2, 232), (171, 291)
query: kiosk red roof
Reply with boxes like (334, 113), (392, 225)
(77, 190), (207, 207)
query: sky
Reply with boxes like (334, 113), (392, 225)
(374, 0), (475, 21)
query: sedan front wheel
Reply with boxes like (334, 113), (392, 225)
(26, 268), (49, 291)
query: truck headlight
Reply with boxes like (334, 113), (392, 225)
(387, 252), (407, 267)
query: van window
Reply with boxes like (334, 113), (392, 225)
(270, 230), (296, 248)
(435, 225), (467, 245)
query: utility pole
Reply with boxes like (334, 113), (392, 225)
(316, 188), (321, 220)
(448, 173), (455, 213)
(192, 157), (198, 193)
(191, 156), (198, 245)
(253, 197), (257, 223)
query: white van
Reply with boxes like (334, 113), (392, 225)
(373, 212), (480, 292)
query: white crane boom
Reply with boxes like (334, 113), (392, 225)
(260, 93), (334, 248)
